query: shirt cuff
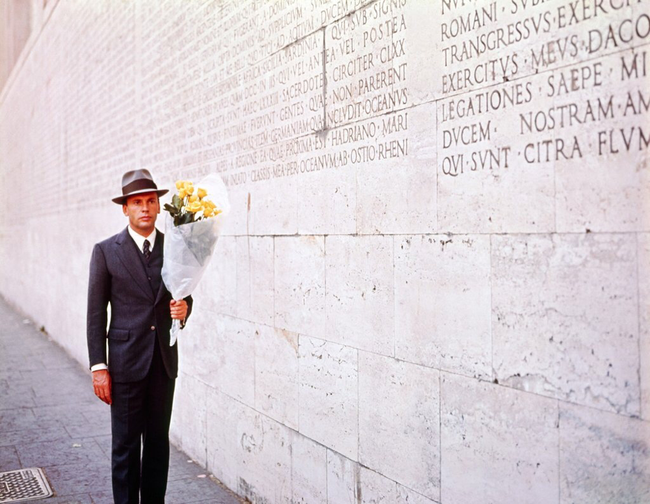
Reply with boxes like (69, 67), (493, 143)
(91, 363), (108, 372)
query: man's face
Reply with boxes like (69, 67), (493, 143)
(123, 192), (160, 236)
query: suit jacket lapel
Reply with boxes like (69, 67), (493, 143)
(115, 227), (155, 301)
(154, 232), (168, 305)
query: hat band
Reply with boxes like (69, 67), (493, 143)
(122, 178), (158, 195)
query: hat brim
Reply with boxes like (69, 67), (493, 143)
(112, 188), (169, 205)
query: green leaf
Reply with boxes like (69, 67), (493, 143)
(178, 213), (193, 226)
(163, 203), (179, 216)
(172, 194), (183, 209)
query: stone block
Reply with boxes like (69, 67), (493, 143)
(254, 324), (300, 429)
(325, 1), (406, 129)
(640, 233), (650, 420)
(236, 408), (293, 503)
(326, 450), (360, 504)
(436, 79), (556, 233)
(359, 466), (439, 504)
(170, 371), (208, 467)
(395, 234), (491, 378)
(194, 315), (256, 407)
(554, 50), (650, 232)
(441, 372), (559, 504)
(206, 388), (240, 492)
(560, 402), (650, 503)
(291, 432), (327, 504)
(326, 451), (438, 504)
(296, 158), (357, 235)
(196, 236), (237, 318)
(355, 103), (437, 235)
(492, 233), (639, 415)
(247, 175), (299, 235)
(396, 0), (438, 106)
(299, 336), (358, 460)
(274, 236), (326, 336)
(236, 235), (274, 325)
(359, 351), (440, 500)
(324, 235), (394, 355)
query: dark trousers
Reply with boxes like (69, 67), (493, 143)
(110, 338), (175, 504)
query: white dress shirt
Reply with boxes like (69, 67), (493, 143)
(90, 227), (157, 373)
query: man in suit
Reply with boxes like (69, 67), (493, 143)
(87, 169), (192, 504)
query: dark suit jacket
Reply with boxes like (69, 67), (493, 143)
(87, 227), (192, 383)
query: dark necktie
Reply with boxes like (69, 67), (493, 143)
(143, 239), (151, 260)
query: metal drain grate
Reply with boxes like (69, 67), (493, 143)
(0, 468), (52, 503)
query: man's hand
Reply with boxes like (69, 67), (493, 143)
(170, 299), (188, 321)
(92, 369), (112, 405)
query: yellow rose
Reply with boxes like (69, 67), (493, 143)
(203, 208), (213, 218)
(184, 182), (194, 195)
(178, 189), (186, 199)
(188, 202), (201, 213)
(205, 200), (216, 209)
(189, 194), (198, 203)
(197, 188), (207, 199)
(175, 180), (184, 190)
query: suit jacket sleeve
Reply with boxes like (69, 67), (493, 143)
(182, 295), (193, 328)
(87, 243), (110, 368)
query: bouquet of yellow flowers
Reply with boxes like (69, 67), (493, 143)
(161, 174), (229, 345)
(163, 180), (222, 225)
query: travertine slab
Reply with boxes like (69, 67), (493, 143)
(360, 466), (439, 504)
(492, 233), (639, 415)
(254, 324), (300, 429)
(640, 233), (650, 420)
(324, 235), (394, 355)
(192, 315), (256, 407)
(170, 372), (208, 468)
(297, 161), (357, 235)
(247, 176), (299, 235)
(359, 351), (440, 500)
(441, 372), (559, 504)
(326, 451), (439, 504)
(555, 50), (650, 232)
(291, 432), (327, 504)
(236, 235), (274, 325)
(299, 336), (358, 461)
(355, 103), (437, 234)
(274, 236), (326, 336)
(206, 388), (241, 492)
(560, 402), (650, 503)
(207, 387), (292, 503)
(436, 77), (556, 233)
(326, 450), (360, 504)
(236, 410), (293, 503)
(395, 234), (491, 378)
(324, 0), (408, 129)
(177, 304), (217, 380)
(196, 236), (237, 317)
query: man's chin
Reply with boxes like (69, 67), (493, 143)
(132, 220), (156, 232)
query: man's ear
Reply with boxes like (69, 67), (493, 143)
(122, 204), (128, 216)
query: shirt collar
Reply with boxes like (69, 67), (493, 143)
(127, 226), (156, 253)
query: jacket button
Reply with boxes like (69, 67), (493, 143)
(150, 326), (155, 331)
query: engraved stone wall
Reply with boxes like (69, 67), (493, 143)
(0, 1), (649, 502)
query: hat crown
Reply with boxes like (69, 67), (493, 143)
(122, 169), (154, 188)
(112, 169), (168, 204)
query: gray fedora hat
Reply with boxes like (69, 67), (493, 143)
(112, 169), (169, 204)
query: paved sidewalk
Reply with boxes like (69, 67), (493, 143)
(0, 297), (242, 504)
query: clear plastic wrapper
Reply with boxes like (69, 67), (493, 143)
(161, 174), (230, 345)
